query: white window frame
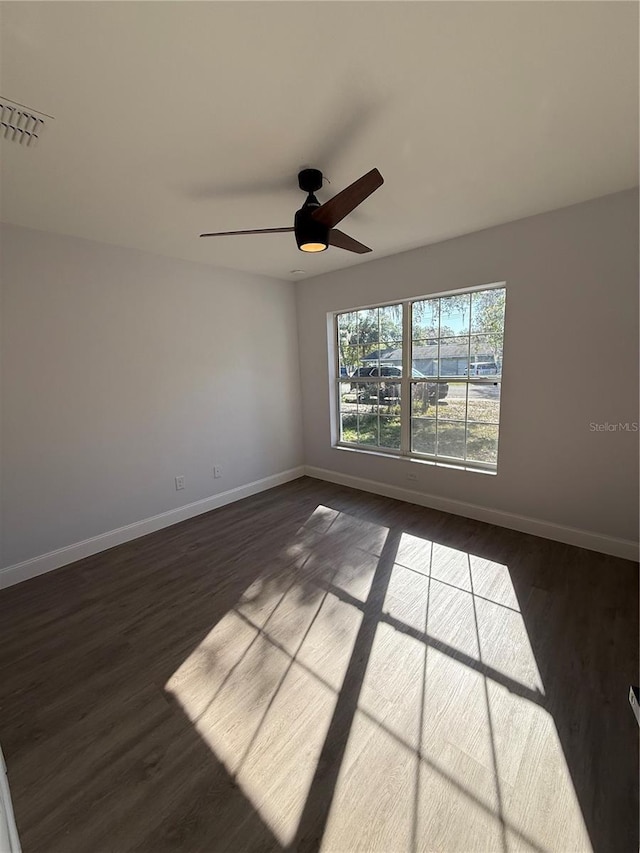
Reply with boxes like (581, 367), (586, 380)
(332, 282), (505, 473)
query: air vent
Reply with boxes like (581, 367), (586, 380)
(0, 98), (49, 146)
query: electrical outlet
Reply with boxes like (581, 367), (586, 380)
(213, 466), (222, 479)
(175, 475), (185, 490)
(407, 472), (418, 482)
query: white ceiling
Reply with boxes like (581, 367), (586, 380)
(1, 1), (637, 281)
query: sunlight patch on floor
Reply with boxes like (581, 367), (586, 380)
(165, 505), (375, 846)
(166, 509), (592, 852)
(167, 597), (362, 845)
(323, 532), (591, 852)
(323, 709), (418, 851)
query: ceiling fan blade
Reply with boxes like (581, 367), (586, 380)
(329, 229), (372, 254)
(199, 227), (294, 237)
(312, 168), (383, 229)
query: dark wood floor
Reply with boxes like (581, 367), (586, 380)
(0, 477), (637, 853)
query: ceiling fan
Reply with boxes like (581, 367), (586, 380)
(200, 167), (383, 254)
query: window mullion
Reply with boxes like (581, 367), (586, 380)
(401, 301), (411, 455)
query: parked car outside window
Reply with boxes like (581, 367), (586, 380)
(350, 365), (448, 406)
(466, 362), (498, 376)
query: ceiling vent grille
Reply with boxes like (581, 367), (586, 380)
(0, 98), (48, 146)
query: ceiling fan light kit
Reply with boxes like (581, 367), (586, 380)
(200, 167), (383, 255)
(295, 174), (329, 252)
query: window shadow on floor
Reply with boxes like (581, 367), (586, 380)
(161, 480), (638, 852)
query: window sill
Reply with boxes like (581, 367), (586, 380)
(332, 443), (497, 476)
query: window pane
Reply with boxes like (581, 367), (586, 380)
(355, 381), (379, 410)
(469, 334), (501, 376)
(411, 341), (438, 376)
(437, 381), (467, 421)
(338, 311), (358, 344)
(378, 342), (403, 374)
(338, 345), (360, 375)
(355, 308), (379, 345)
(379, 304), (403, 344)
(411, 381), (442, 417)
(471, 288), (505, 336)
(466, 423), (499, 464)
(358, 346), (378, 374)
(339, 381), (358, 444)
(438, 337), (470, 377)
(439, 293), (471, 336)
(347, 346), (378, 377)
(467, 383), (501, 423)
(411, 382), (431, 418)
(412, 299), (439, 339)
(380, 416), (401, 449)
(379, 379), (401, 413)
(437, 421), (466, 460)
(412, 418), (436, 455)
(339, 381), (359, 415)
(358, 413), (378, 446)
(341, 413), (358, 443)
(380, 382), (402, 449)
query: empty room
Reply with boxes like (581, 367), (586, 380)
(0, 2), (638, 852)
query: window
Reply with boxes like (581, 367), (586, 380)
(335, 284), (505, 471)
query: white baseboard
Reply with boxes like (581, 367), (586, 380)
(2, 463), (636, 590)
(304, 466), (639, 562)
(0, 467), (305, 590)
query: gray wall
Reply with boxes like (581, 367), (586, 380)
(296, 190), (639, 543)
(0, 225), (303, 568)
(2, 191), (637, 570)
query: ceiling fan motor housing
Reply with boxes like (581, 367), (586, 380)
(298, 168), (323, 194)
